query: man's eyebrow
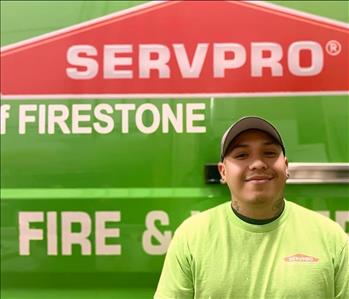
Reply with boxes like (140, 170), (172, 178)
(230, 144), (248, 151)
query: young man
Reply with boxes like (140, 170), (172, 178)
(154, 116), (348, 299)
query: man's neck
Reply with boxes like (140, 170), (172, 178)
(231, 198), (285, 220)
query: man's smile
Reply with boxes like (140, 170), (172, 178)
(245, 174), (274, 183)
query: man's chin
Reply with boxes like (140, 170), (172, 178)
(244, 195), (274, 205)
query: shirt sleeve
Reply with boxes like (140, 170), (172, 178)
(154, 224), (194, 299)
(334, 237), (349, 299)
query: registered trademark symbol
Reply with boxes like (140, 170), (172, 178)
(325, 40), (341, 56)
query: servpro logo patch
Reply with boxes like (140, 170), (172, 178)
(284, 253), (320, 263)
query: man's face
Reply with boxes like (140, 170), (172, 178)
(218, 129), (288, 206)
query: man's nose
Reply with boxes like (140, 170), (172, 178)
(249, 158), (267, 170)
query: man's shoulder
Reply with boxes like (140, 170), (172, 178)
(288, 200), (347, 238)
(290, 200), (332, 222)
(176, 202), (229, 235)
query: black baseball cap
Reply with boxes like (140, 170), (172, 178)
(220, 116), (285, 161)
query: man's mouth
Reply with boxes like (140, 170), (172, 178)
(245, 175), (273, 183)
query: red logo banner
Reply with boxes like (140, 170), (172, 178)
(1, 1), (348, 98)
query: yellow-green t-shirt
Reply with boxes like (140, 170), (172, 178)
(155, 200), (348, 299)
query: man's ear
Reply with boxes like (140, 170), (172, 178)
(218, 162), (226, 184)
(285, 157), (289, 178)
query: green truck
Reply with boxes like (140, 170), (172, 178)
(1, 1), (348, 298)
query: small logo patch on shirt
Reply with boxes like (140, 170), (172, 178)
(284, 253), (319, 263)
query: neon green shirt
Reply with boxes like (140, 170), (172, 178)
(155, 200), (348, 299)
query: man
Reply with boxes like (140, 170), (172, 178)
(154, 116), (348, 299)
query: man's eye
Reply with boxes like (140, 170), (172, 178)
(264, 151), (277, 157)
(235, 153), (248, 159)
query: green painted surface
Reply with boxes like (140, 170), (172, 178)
(1, 1), (349, 298)
(1, 288), (155, 299)
(269, 1), (349, 23)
